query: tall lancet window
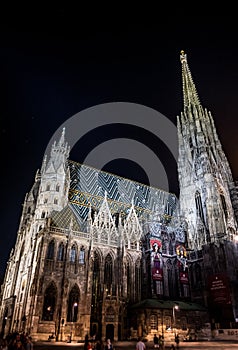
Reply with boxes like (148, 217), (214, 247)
(220, 194), (228, 220)
(79, 246), (85, 264)
(126, 260), (131, 299)
(67, 284), (79, 322)
(91, 251), (101, 318)
(150, 314), (158, 330)
(189, 137), (194, 158)
(104, 254), (113, 294)
(57, 242), (64, 261)
(70, 244), (77, 263)
(47, 240), (55, 260)
(135, 258), (141, 302)
(195, 191), (205, 223)
(42, 282), (57, 321)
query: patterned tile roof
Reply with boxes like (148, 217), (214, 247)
(51, 204), (83, 231)
(68, 160), (179, 220)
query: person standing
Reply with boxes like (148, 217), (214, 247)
(174, 334), (180, 349)
(104, 339), (113, 350)
(1, 339), (8, 350)
(153, 334), (159, 348)
(158, 335), (164, 350)
(95, 339), (103, 350)
(136, 337), (146, 350)
(25, 336), (33, 350)
(11, 334), (24, 350)
(84, 334), (89, 350)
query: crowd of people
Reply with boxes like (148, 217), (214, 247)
(153, 333), (180, 350)
(1, 331), (180, 350)
(84, 335), (113, 350)
(0, 332), (33, 350)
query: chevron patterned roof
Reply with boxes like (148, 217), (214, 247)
(51, 205), (83, 231)
(68, 160), (178, 221)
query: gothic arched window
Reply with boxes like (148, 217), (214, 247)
(181, 316), (187, 330)
(104, 254), (113, 293)
(189, 137), (194, 158)
(56, 184), (60, 192)
(169, 240), (173, 255)
(42, 282), (57, 321)
(91, 251), (101, 316)
(47, 240), (55, 260)
(195, 191), (205, 223)
(41, 211), (46, 218)
(126, 260), (131, 299)
(195, 263), (202, 289)
(70, 244), (77, 263)
(67, 284), (80, 322)
(150, 314), (158, 330)
(105, 306), (115, 322)
(165, 316), (172, 330)
(220, 194), (228, 220)
(135, 258), (141, 301)
(46, 184), (50, 191)
(57, 242), (64, 261)
(79, 246), (85, 264)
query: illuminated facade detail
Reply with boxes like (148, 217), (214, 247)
(0, 52), (238, 342)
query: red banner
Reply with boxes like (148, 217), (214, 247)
(208, 273), (231, 304)
(180, 271), (189, 284)
(152, 267), (163, 280)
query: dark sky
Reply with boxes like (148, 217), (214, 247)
(1, 15), (238, 279)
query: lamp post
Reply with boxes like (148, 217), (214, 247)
(61, 319), (65, 341)
(72, 302), (78, 322)
(70, 302), (78, 342)
(161, 309), (164, 338)
(172, 305), (179, 336)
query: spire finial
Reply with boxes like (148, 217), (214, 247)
(180, 50), (200, 107)
(180, 50), (187, 63)
(58, 127), (66, 146)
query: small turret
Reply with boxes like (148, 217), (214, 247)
(34, 128), (71, 221)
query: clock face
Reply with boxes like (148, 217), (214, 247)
(150, 222), (161, 235)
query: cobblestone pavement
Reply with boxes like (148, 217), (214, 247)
(34, 340), (238, 350)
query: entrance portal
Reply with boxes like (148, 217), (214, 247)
(106, 324), (114, 341)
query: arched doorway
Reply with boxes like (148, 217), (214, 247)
(106, 324), (114, 341)
(42, 282), (57, 321)
(118, 324), (121, 341)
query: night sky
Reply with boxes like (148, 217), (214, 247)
(1, 15), (238, 280)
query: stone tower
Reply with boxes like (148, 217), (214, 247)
(177, 51), (238, 327)
(177, 50), (238, 250)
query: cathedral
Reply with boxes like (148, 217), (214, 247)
(1, 51), (238, 342)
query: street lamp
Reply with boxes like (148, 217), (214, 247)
(70, 302), (78, 342)
(161, 309), (165, 341)
(72, 302), (78, 322)
(173, 305), (179, 335)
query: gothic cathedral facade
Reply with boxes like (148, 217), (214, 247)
(1, 51), (238, 341)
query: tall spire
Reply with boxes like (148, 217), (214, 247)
(177, 50), (238, 249)
(180, 50), (200, 108)
(58, 127), (66, 146)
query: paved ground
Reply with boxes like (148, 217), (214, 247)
(34, 339), (238, 350)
